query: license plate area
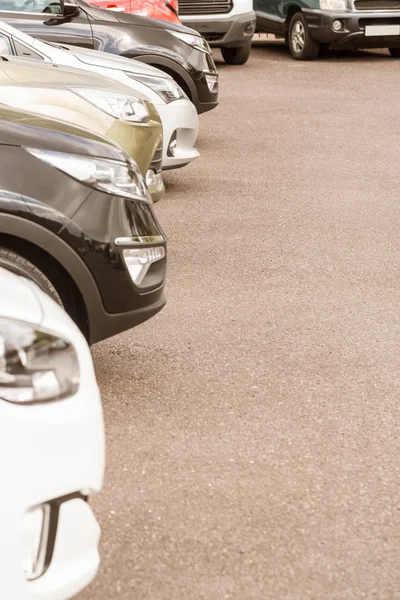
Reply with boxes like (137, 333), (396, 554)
(365, 24), (400, 35)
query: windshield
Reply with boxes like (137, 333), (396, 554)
(1, 1), (62, 14)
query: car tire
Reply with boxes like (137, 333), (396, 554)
(288, 12), (320, 60)
(221, 44), (251, 65)
(0, 247), (63, 305)
(389, 48), (400, 58)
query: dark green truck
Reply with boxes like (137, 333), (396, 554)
(254, 0), (400, 59)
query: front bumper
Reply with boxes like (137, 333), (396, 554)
(181, 10), (256, 47)
(0, 328), (104, 599)
(106, 102), (165, 200)
(58, 190), (167, 344)
(304, 8), (400, 47)
(155, 98), (200, 170)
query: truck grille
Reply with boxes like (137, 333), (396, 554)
(179, 0), (233, 15)
(354, 0), (400, 9)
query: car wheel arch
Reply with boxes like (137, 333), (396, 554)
(0, 215), (94, 339)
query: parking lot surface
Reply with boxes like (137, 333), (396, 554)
(80, 43), (400, 600)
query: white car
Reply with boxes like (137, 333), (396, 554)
(0, 20), (200, 170)
(0, 267), (105, 600)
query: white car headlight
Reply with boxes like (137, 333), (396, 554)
(125, 73), (185, 104)
(320, 0), (347, 10)
(70, 88), (150, 122)
(25, 149), (149, 201)
(170, 30), (209, 53)
(0, 319), (79, 404)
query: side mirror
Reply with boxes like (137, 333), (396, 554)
(61, 1), (80, 17)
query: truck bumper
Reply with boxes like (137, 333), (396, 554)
(303, 8), (400, 48)
(181, 10), (256, 47)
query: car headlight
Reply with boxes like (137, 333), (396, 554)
(320, 0), (347, 9)
(70, 88), (150, 122)
(0, 319), (79, 404)
(125, 73), (185, 104)
(170, 30), (209, 53)
(25, 149), (149, 201)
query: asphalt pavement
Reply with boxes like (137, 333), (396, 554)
(80, 43), (400, 600)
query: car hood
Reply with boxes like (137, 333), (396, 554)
(60, 44), (171, 79)
(0, 104), (128, 162)
(0, 56), (136, 95)
(0, 267), (42, 326)
(112, 9), (199, 34)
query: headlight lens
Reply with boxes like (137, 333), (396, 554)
(25, 149), (149, 200)
(70, 88), (150, 122)
(170, 30), (209, 53)
(125, 73), (185, 104)
(0, 319), (79, 404)
(320, 0), (347, 9)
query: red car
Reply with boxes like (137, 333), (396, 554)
(90, 0), (181, 23)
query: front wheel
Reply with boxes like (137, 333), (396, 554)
(221, 44), (251, 65)
(288, 12), (320, 60)
(389, 48), (400, 57)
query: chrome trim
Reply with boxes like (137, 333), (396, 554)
(115, 235), (165, 245)
(26, 504), (51, 581)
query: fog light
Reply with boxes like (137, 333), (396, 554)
(145, 168), (163, 190)
(205, 73), (218, 93)
(123, 247), (165, 286)
(22, 505), (50, 580)
(245, 21), (256, 34)
(332, 19), (343, 31)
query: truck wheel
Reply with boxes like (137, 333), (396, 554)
(389, 48), (400, 58)
(288, 12), (320, 60)
(221, 44), (251, 65)
(0, 247), (63, 305)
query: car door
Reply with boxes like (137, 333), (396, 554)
(0, 0), (94, 48)
(254, 0), (285, 34)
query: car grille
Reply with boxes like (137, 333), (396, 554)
(354, 0), (400, 9)
(203, 33), (224, 42)
(179, 0), (232, 15)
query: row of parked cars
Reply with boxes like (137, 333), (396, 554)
(0, 1), (222, 599)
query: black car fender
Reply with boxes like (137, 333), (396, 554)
(0, 212), (104, 341)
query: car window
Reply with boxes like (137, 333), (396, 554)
(0, 33), (13, 55)
(1, 1), (62, 14)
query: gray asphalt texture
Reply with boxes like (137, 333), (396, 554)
(80, 44), (400, 600)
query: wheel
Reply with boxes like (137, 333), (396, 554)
(288, 12), (320, 60)
(389, 48), (400, 57)
(319, 43), (330, 57)
(221, 44), (251, 65)
(0, 247), (62, 305)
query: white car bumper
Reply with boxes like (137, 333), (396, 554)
(155, 98), (200, 170)
(0, 290), (105, 600)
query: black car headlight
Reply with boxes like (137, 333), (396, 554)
(25, 148), (149, 201)
(0, 318), (79, 404)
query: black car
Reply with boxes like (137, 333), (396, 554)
(0, 105), (167, 344)
(1, 0), (219, 114)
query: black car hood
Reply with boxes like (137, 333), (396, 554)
(76, 0), (197, 33)
(0, 105), (127, 161)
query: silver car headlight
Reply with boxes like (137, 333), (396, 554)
(0, 319), (79, 404)
(25, 149), (149, 201)
(170, 30), (209, 53)
(125, 73), (185, 104)
(70, 88), (150, 122)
